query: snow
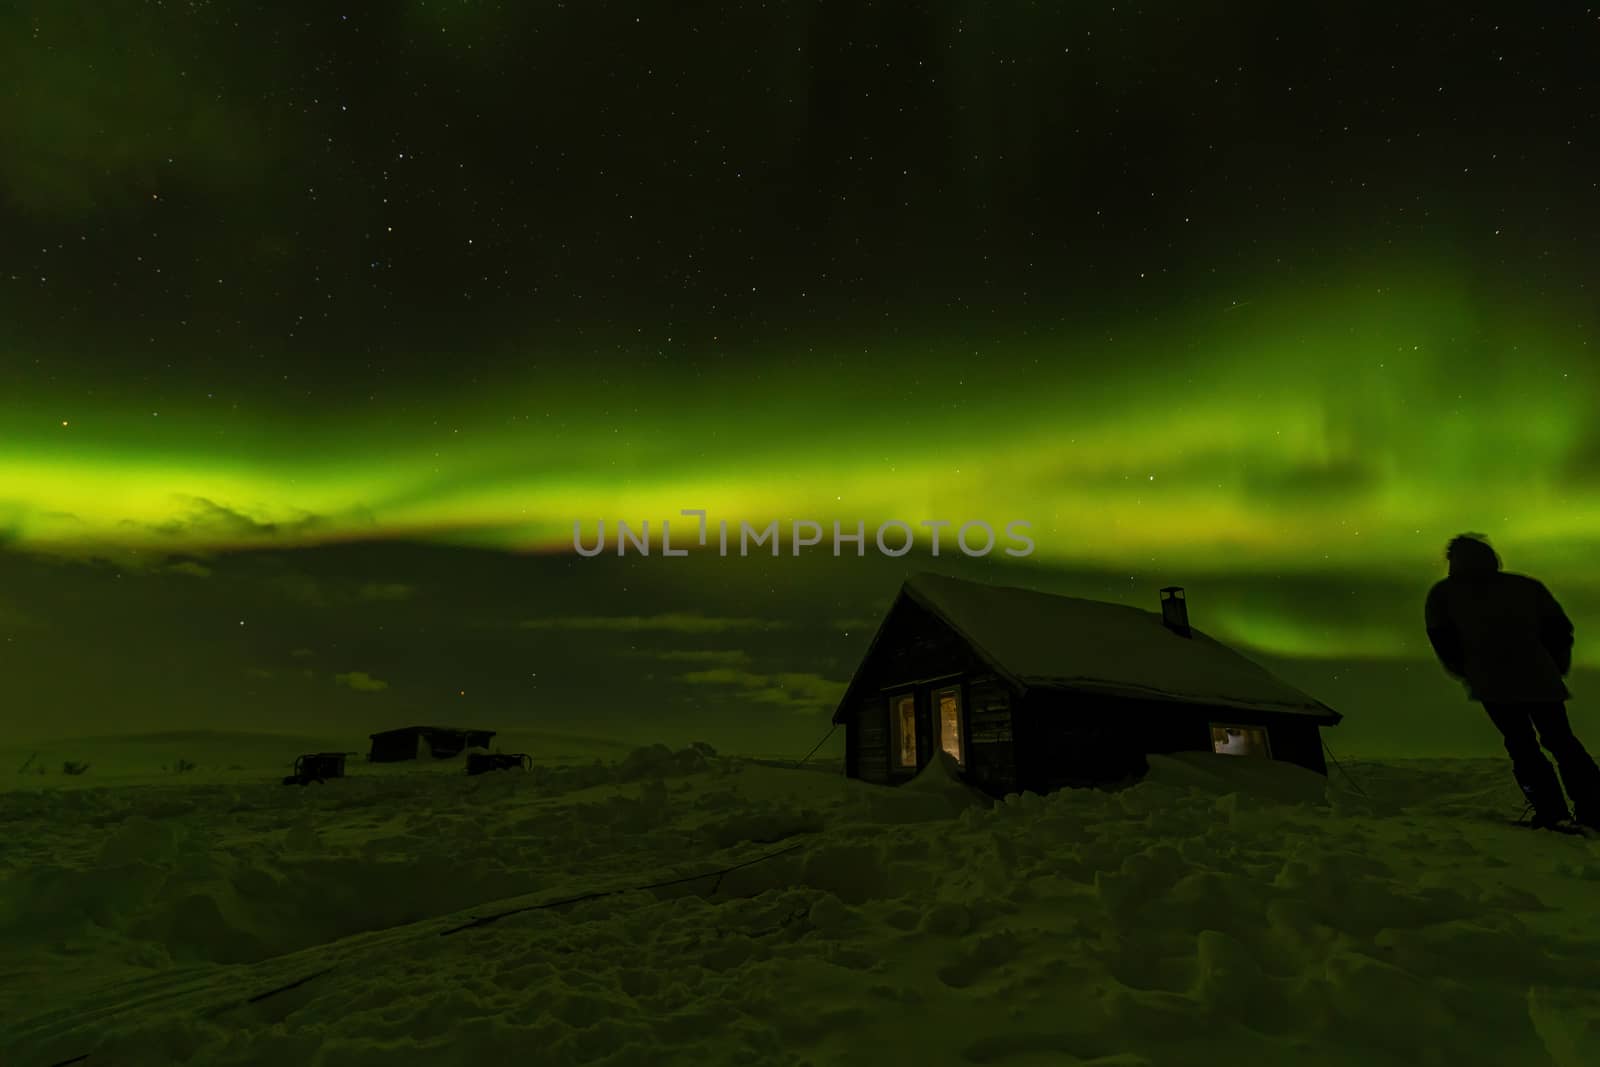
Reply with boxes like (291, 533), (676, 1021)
(2, 734), (1598, 1066)
(901, 573), (1337, 718)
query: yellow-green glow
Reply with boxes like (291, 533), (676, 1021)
(5, 275), (1597, 604)
(1204, 605), (1422, 661)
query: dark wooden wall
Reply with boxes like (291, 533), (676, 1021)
(849, 695), (890, 784)
(1013, 689), (1151, 792)
(1250, 718), (1329, 774)
(964, 673), (1017, 795)
(368, 732), (420, 762)
(1014, 689), (1333, 785)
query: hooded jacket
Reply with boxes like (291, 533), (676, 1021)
(1424, 553), (1574, 703)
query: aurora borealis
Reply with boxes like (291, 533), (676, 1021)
(2, 2), (1597, 752)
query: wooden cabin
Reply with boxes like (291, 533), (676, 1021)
(367, 725), (497, 762)
(833, 574), (1342, 797)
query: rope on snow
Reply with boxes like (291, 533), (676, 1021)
(1321, 737), (1370, 798)
(790, 723), (839, 769)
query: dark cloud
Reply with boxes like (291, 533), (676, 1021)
(653, 649), (754, 666)
(1239, 457), (1380, 500)
(267, 572), (415, 608)
(520, 614), (788, 634)
(678, 667), (846, 715)
(263, 573), (332, 607)
(334, 670), (389, 692)
(357, 582), (415, 602)
(142, 497), (333, 542)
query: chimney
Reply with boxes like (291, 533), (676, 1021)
(1159, 586), (1191, 637)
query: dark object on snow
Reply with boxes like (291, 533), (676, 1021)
(466, 752), (532, 775)
(1425, 535), (1600, 828)
(367, 725), (496, 762)
(833, 573), (1342, 798)
(1513, 813), (1592, 837)
(281, 752), (348, 785)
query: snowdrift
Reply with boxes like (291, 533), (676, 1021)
(2, 737), (1597, 1067)
(1143, 750), (1332, 806)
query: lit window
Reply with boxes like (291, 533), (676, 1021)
(1211, 724), (1271, 758)
(934, 685), (963, 765)
(894, 693), (917, 767)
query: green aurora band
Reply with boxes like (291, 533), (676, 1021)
(5, 272), (1597, 667)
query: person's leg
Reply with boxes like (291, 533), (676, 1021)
(1528, 703), (1600, 826)
(1484, 703), (1571, 822)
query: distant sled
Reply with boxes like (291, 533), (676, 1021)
(281, 751), (349, 786)
(834, 573), (1343, 798)
(466, 752), (533, 775)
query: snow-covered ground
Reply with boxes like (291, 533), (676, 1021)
(2, 732), (1598, 1066)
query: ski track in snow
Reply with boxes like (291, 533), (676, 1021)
(2, 735), (1598, 1067)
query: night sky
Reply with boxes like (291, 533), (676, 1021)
(2, 2), (1597, 754)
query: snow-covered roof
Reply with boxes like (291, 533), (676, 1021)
(838, 573), (1340, 722)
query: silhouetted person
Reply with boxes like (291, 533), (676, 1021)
(1425, 533), (1600, 831)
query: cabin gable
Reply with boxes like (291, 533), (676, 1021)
(838, 594), (1019, 791)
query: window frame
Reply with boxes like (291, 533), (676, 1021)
(889, 689), (919, 769)
(931, 683), (966, 767)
